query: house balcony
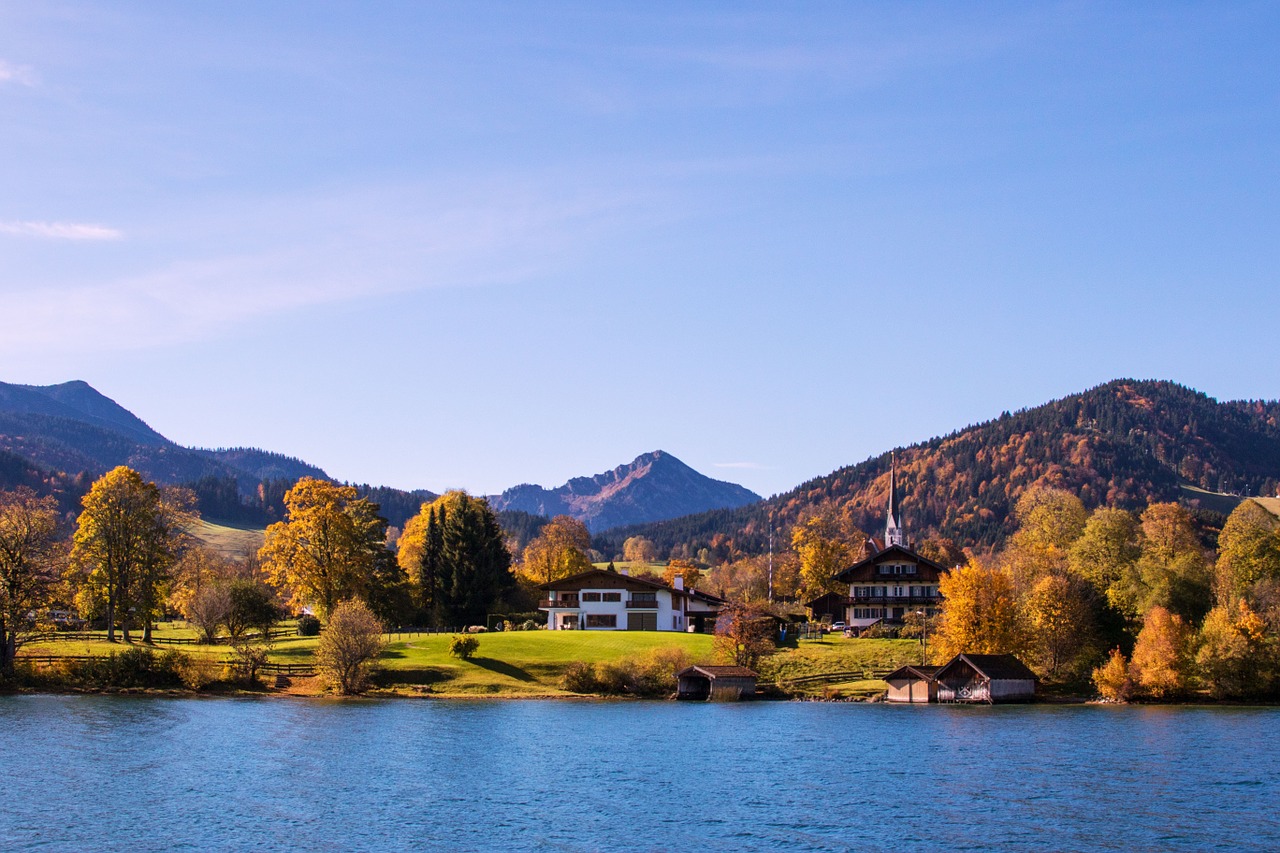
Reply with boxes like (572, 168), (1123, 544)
(540, 598), (579, 609)
(626, 599), (659, 609)
(850, 595), (940, 606)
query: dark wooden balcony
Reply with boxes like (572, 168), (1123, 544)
(626, 598), (659, 609)
(539, 597), (579, 608)
(850, 594), (940, 606)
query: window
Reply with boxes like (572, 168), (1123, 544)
(582, 592), (601, 602)
(905, 564), (916, 574)
(601, 592), (622, 602)
(894, 586), (904, 597)
(631, 592), (656, 603)
(585, 614), (617, 628)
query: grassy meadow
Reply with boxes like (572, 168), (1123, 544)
(20, 623), (919, 699)
(189, 519), (266, 557)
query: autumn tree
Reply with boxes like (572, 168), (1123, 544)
(933, 559), (1027, 661)
(224, 580), (281, 640)
(71, 467), (193, 642)
(622, 536), (657, 564)
(663, 559), (703, 589)
(1092, 648), (1133, 702)
(1002, 486), (1087, 594)
(1196, 599), (1274, 699)
(1134, 503), (1212, 624)
(1129, 605), (1194, 698)
(521, 515), (592, 585)
(168, 543), (241, 623)
(315, 598), (386, 695)
(0, 488), (64, 676)
(713, 603), (776, 669)
(258, 478), (389, 619)
(1024, 572), (1099, 681)
(1215, 500), (1280, 605)
(186, 584), (232, 643)
(791, 511), (856, 600)
(1068, 506), (1142, 612)
(704, 552), (800, 603)
(916, 537), (966, 569)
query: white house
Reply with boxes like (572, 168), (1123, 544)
(539, 568), (724, 632)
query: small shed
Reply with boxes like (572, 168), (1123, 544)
(934, 654), (1037, 704)
(883, 664), (941, 704)
(676, 665), (759, 701)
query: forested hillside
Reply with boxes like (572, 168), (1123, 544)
(596, 380), (1280, 560)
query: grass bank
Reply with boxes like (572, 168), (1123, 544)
(16, 627), (920, 699)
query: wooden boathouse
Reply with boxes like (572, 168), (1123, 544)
(934, 654), (1037, 704)
(676, 665), (759, 701)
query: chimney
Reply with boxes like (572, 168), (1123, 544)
(619, 568), (629, 576)
(673, 576), (684, 591)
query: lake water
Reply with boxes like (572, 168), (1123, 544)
(1, 696), (1277, 852)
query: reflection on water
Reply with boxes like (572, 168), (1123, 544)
(1, 697), (1277, 851)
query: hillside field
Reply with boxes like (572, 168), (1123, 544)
(190, 519), (266, 556)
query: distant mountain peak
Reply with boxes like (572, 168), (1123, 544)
(490, 450), (761, 532)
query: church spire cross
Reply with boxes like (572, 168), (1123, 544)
(886, 452), (905, 547)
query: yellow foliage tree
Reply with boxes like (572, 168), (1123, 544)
(1130, 605), (1193, 698)
(933, 559), (1027, 661)
(1092, 648), (1133, 702)
(520, 515), (592, 586)
(71, 467), (193, 642)
(258, 478), (386, 619)
(791, 513), (853, 601)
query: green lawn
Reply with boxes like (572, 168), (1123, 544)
(374, 630), (717, 696)
(760, 636), (925, 685)
(21, 625), (923, 698)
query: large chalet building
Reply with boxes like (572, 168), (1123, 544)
(539, 568), (725, 632)
(810, 457), (952, 630)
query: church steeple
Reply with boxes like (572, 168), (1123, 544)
(885, 452), (905, 547)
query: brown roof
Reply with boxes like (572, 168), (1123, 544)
(884, 664), (942, 681)
(936, 654), (1038, 682)
(539, 568), (673, 593)
(833, 543), (949, 583)
(676, 665), (759, 679)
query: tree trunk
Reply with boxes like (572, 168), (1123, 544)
(106, 597), (117, 643)
(1, 622), (14, 677)
(143, 619), (152, 643)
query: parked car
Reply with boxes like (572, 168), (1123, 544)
(829, 621), (847, 633)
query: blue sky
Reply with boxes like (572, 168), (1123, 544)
(2, 2), (1277, 498)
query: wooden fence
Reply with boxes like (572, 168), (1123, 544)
(28, 628), (298, 645)
(776, 668), (895, 688)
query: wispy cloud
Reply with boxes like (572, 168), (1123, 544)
(0, 221), (123, 240)
(715, 461), (768, 470)
(0, 174), (665, 356)
(0, 60), (37, 87)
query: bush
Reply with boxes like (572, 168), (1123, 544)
(521, 620), (540, 631)
(296, 614), (321, 636)
(1092, 647), (1133, 702)
(316, 599), (386, 695)
(630, 646), (693, 697)
(69, 647), (186, 689)
(175, 656), (220, 691)
(560, 660), (599, 693)
(860, 622), (900, 639)
(449, 634), (480, 659)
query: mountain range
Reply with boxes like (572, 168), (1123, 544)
(488, 451), (761, 532)
(5, 379), (1278, 557)
(594, 380), (1280, 559)
(0, 380), (760, 532)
